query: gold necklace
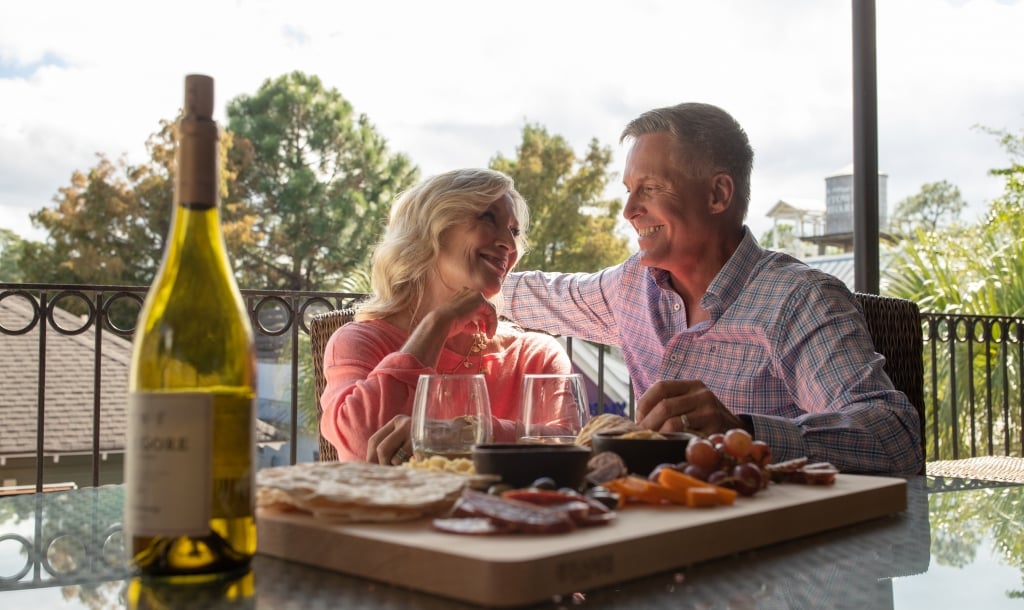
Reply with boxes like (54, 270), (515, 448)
(446, 331), (488, 374)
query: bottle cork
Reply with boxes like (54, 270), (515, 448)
(184, 74), (214, 119)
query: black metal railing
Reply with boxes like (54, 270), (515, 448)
(0, 283), (605, 491)
(922, 312), (1024, 461)
(3, 283), (1023, 492)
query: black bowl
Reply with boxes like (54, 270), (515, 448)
(591, 431), (696, 476)
(472, 443), (591, 490)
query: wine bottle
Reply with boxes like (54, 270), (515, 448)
(126, 74), (257, 580)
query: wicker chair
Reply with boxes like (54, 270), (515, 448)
(309, 308), (355, 462)
(854, 292), (926, 473)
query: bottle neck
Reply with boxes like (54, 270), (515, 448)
(176, 112), (219, 211)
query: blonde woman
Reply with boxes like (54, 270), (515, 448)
(320, 168), (572, 463)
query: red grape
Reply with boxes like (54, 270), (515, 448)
(749, 440), (772, 467)
(707, 469), (732, 489)
(722, 428), (753, 459)
(685, 438), (721, 471)
(731, 463), (763, 496)
(682, 463), (710, 482)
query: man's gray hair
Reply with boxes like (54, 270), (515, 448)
(621, 103), (754, 219)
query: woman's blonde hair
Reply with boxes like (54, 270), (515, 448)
(356, 168), (529, 322)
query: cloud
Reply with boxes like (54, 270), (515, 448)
(1, 0), (1021, 245)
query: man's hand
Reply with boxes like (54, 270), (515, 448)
(635, 380), (743, 436)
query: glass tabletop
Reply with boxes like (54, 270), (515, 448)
(1, 476), (1021, 609)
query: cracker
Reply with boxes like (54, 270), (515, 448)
(256, 461), (468, 523)
(575, 413), (642, 447)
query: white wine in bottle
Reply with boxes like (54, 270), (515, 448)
(126, 74), (257, 580)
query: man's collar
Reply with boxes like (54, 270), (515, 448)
(700, 227), (760, 316)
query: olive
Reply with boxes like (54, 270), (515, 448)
(530, 477), (557, 490)
(487, 483), (513, 495)
(648, 462), (679, 482)
(585, 487), (620, 510)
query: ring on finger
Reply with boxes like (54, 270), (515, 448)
(394, 447), (411, 463)
(678, 414), (690, 430)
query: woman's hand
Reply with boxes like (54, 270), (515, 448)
(398, 287), (500, 374)
(366, 414), (413, 466)
(436, 287), (499, 340)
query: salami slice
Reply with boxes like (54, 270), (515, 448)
(450, 489), (575, 534)
(501, 489), (614, 527)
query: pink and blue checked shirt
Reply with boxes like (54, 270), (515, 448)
(503, 229), (924, 475)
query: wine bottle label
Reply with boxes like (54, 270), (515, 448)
(126, 392), (214, 537)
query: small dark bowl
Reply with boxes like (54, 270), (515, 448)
(591, 431), (696, 476)
(472, 443), (591, 490)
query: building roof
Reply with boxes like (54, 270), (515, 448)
(803, 250), (896, 292)
(0, 294), (131, 457)
(1, 295), (282, 459)
(765, 198), (825, 218)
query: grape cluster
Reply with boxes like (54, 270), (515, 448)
(650, 428), (772, 497)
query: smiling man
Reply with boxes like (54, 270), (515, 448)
(502, 102), (923, 475)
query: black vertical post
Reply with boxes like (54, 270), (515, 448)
(853, 0), (880, 294)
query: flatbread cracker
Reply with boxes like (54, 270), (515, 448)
(575, 413), (643, 447)
(256, 461), (468, 523)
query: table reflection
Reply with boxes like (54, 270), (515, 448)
(0, 478), (1021, 609)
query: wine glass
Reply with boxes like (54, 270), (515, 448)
(411, 374), (493, 460)
(518, 373), (589, 445)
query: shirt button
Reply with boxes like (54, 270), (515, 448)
(673, 303), (681, 311)
(670, 355), (678, 362)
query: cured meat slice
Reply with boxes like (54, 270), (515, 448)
(449, 489), (576, 534)
(501, 489), (614, 527)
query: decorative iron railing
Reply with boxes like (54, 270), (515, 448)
(922, 312), (1024, 461)
(2, 283), (1023, 493)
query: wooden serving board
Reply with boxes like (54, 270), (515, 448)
(257, 474), (906, 607)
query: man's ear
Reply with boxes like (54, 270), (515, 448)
(708, 173), (735, 215)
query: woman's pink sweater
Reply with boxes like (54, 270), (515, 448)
(320, 319), (572, 461)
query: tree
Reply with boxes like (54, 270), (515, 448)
(490, 124), (629, 273)
(758, 224), (797, 252)
(21, 119), (256, 288)
(0, 229), (26, 282)
(226, 71), (418, 291)
(26, 153), (161, 286)
(889, 179), (967, 235)
(886, 127), (1024, 461)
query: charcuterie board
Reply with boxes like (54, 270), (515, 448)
(257, 473), (906, 607)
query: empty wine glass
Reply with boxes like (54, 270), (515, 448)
(411, 374), (493, 460)
(519, 373), (589, 445)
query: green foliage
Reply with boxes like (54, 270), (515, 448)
(887, 127), (1024, 460)
(927, 484), (1024, 600)
(889, 179), (966, 236)
(0, 228), (26, 282)
(26, 155), (161, 286)
(226, 71), (418, 291)
(758, 224), (796, 251)
(18, 119), (256, 291)
(490, 124), (629, 272)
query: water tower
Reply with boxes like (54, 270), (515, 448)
(805, 164), (888, 252)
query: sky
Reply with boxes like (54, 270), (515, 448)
(1, 0), (1022, 247)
